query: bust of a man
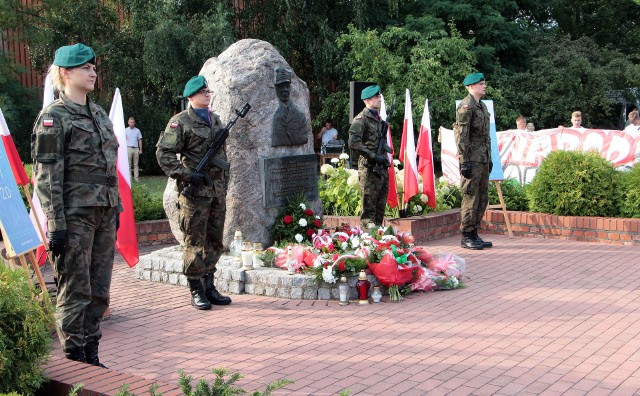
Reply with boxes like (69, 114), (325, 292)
(271, 67), (309, 147)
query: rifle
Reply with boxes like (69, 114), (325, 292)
(181, 102), (251, 200)
(373, 96), (395, 177)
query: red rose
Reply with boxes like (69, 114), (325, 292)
(283, 215), (293, 224)
(338, 261), (345, 271)
(304, 209), (314, 216)
(307, 229), (315, 237)
(313, 219), (322, 228)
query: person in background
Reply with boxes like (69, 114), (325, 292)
(318, 121), (338, 144)
(624, 110), (639, 135)
(156, 75), (232, 311)
(125, 117), (142, 182)
(32, 43), (121, 367)
(516, 115), (527, 131)
(454, 72), (493, 250)
(526, 123), (535, 132)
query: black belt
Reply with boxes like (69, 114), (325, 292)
(66, 172), (117, 187)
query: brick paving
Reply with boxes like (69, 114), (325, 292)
(45, 235), (640, 395)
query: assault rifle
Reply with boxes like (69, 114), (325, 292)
(372, 96), (395, 177)
(181, 102), (251, 200)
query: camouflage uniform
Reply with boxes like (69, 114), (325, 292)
(349, 108), (389, 227)
(32, 92), (121, 356)
(454, 93), (491, 233)
(156, 107), (227, 279)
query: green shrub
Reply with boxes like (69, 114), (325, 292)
(618, 164), (640, 218)
(489, 178), (529, 211)
(526, 150), (619, 217)
(318, 159), (361, 216)
(132, 184), (166, 221)
(0, 264), (54, 396)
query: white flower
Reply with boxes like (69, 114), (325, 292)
(393, 159), (401, 166)
(341, 242), (348, 250)
(295, 234), (303, 243)
(322, 266), (336, 283)
(350, 236), (361, 248)
(315, 215), (320, 219)
(299, 203), (306, 210)
(339, 153), (349, 160)
(347, 174), (359, 187)
(331, 158), (339, 163)
(441, 186), (450, 195)
(412, 204), (423, 214)
(299, 218), (307, 227)
(420, 194), (429, 203)
(439, 176), (448, 184)
(449, 277), (459, 288)
(320, 164), (334, 175)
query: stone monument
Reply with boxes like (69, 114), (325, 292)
(163, 39), (321, 249)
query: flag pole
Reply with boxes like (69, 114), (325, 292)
(22, 184), (51, 289)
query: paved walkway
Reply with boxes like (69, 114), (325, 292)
(48, 235), (640, 395)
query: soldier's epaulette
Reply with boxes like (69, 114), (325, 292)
(354, 114), (363, 120)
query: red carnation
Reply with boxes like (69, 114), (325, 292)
(283, 215), (293, 224)
(338, 261), (346, 271)
(304, 209), (314, 216)
(307, 229), (315, 237)
(313, 219), (322, 228)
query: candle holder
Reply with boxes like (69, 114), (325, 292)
(230, 230), (243, 257)
(241, 242), (253, 270)
(252, 242), (263, 268)
(338, 276), (350, 306)
(286, 246), (296, 275)
(356, 270), (371, 305)
(371, 286), (382, 303)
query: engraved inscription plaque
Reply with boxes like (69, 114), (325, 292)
(260, 154), (318, 207)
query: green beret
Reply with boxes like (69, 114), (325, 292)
(183, 75), (208, 97)
(53, 44), (96, 68)
(361, 85), (381, 100)
(463, 72), (484, 86)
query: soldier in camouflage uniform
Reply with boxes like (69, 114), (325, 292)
(32, 44), (121, 366)
(454, 72), (493, 250)
(156, 75), (232, 311)
(348, 85), (391, 228)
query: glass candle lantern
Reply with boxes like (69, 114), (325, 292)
(252, 242), (263, 268)
(286, 247), (296, 275)
(355, 270), (371, 305)
(241, 242), (253, 270)
(230, 230), (243, 257)
(338, 276), (350, 306)
(371, 286), (382, 303)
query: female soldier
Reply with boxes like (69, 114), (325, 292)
(32, 44), (121, 367)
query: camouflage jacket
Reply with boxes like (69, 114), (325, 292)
(156, 107), (226, 198)
(454, 94), (491, 164)
(32, 93), (122, 232)
(348, 107), (389, 162)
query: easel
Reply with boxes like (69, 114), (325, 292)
(487, 180), (513, 237)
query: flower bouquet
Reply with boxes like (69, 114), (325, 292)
(425, 253), (466, 290)
(270, 195), (323, 244)
(368, 252), (414, 302)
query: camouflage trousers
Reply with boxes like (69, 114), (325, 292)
(54, 206), (117, 354)
(459, 161), (490, 232)
(358, 159), (389, 227)
(177, 179), (226, 280)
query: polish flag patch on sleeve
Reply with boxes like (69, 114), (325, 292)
(43, 119), (54, 127)
(170, 122), (179, 128)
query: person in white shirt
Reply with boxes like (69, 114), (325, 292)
(319, 121), (338, 144)
(125, 117), (142, 181)
(624, 110), (639, 136)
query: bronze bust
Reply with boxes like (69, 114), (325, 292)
(271, 67), (309, 147)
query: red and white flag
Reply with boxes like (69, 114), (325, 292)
(380, 95), (398, 208)
(109, 88), (139, 267)
(0, 109), (30, 186)
(417, 98), (436, 208)
(399, 89), (419, 203)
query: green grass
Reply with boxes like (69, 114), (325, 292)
(135, 176), (169, 200)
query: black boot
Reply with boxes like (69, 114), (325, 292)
(203, 273), (232, 305)
(461, 231), (484, 250)
(64, 348), (86, 363)
(189, 279), (212, 310)
(85, 342), (107, 368)
(472, 229), (493, 248)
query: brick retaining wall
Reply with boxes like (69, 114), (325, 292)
(136, 220), (176, 246)
(482, 210), (640, 245)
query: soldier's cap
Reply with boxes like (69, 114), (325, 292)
(53, 44), (96, 68)
(274, 67), (291, 85)
(361, 85), (381, 100)
(183, 75), (208, 98)
(463, 72), (484, 86)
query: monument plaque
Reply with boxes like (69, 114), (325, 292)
(260, 154), (318, 207)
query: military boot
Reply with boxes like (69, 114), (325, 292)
(85, 342), (107, 368)
(472, 229), (493, 248)
(64, 348), (86, 363)
(188, 279), (212, 310)
(461, 231), (484, 250)
(202, 273), (232, 305)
